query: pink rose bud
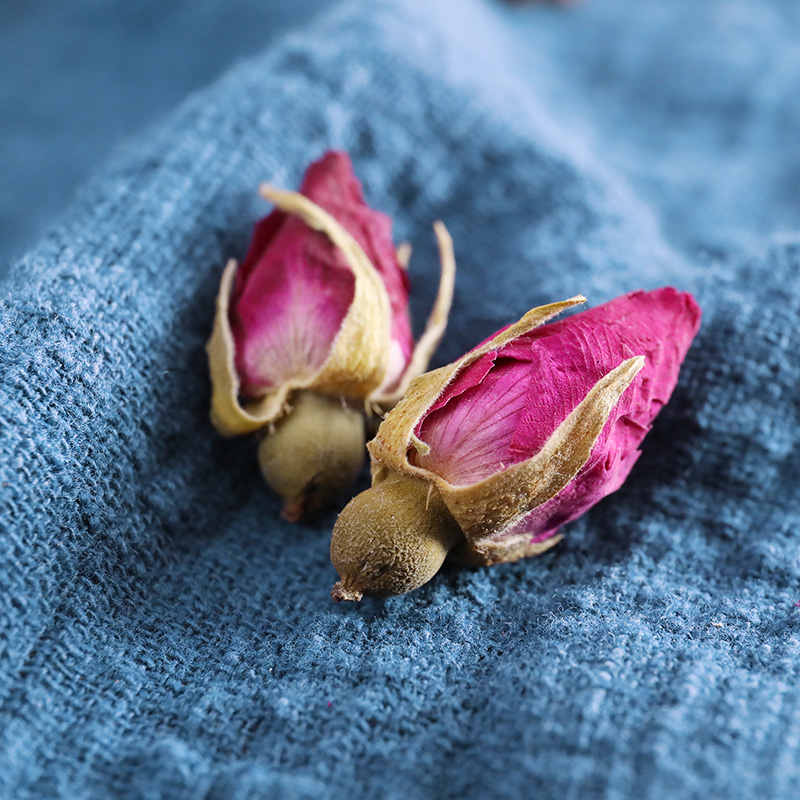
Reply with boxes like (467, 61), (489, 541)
(206, 152), (455, 520)
(330, 288), (701, 601)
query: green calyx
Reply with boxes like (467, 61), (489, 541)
(258, 390), (366, 522)
(330, 474), (464, 601)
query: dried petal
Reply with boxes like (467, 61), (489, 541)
(230, 206), (356, 397)
(368, 295), (588, 481)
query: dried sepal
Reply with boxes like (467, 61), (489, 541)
(207, 258), (285, 436)
(371, 221), (457, 408)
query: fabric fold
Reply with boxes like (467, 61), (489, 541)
(2, 0), (800, 798)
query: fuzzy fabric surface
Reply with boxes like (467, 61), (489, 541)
(2, 0), (800, 797)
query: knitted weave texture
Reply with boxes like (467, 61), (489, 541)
(2, 1), (800, 798)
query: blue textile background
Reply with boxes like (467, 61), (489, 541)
(0, 0), (335, 271)
(2, 0), (800, 797)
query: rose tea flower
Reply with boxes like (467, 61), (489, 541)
(330, 288), (701, 600)
(207, 152), (455, 520)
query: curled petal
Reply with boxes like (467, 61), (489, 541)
(230, 210), (354, 396)
(442, 355), (645, 564)
(368, 295), (588, 480)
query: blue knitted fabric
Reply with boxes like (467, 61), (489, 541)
(2, 1), (800, 797)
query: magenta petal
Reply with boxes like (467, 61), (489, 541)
(415, 352), (533, 484)
(513, 287), (700, 455)
(415, 288), (701, 497)
(230, 216), (355, 396)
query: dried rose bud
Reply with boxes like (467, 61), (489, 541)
(207, 152), (455, 520)
(331, 288), (701, 600)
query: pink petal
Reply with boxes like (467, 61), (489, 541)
(512, 288), (700, 541)
(229, 151), (413, 397)
(301, 152), (413, 391)
(414, 351), (533, 485)
(415, 288), (701, 498)
(230, 213), (355, 396)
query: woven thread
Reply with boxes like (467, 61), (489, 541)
(2, 0), (800, 797)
